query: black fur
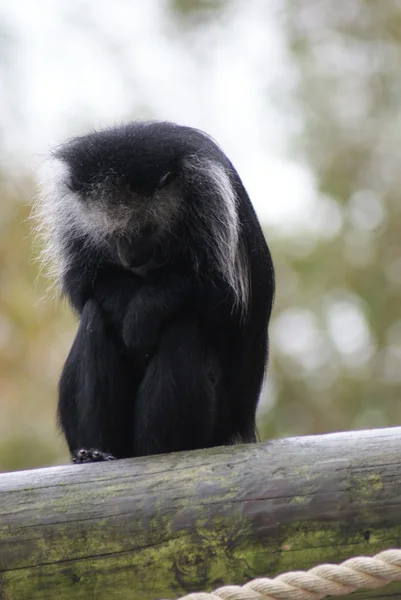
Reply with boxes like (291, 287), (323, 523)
(43, 121), (275, 461)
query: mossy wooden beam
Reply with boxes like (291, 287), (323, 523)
(1, 427), (401, 600)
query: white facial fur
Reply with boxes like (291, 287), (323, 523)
(33, 156), (181, 285)
(33, 157), (78, 285)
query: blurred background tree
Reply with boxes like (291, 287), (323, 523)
(261, 0), (401, 439)
(0, 0), (400, 471)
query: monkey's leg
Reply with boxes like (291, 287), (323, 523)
(59, 299), (135, 463)
(133, 314), (220, 456)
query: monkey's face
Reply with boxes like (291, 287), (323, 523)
(36, 121), (251, 309)
(39, 121), (234, 274)
(46, 155), (183, 270)
(70, 175), (182, 268)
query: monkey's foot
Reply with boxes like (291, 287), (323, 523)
(72, 448), (116, 464)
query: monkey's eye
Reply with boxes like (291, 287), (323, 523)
(157, 171), (176, 189)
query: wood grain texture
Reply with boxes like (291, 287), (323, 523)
(1, 427), (401, 600)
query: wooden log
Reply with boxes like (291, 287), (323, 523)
(1, 427), (401, 600)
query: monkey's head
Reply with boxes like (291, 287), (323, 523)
(36, 121), (249, 307)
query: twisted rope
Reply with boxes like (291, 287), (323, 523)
(164, 549), (401, 600)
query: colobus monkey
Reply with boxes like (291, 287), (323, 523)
(36, 121), (275, 463)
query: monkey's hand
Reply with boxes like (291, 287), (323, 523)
(72, 448), (116, 464)
(93, 268), (192, 358)
(91, 270), (155, 356)
(121, 275), (191, 356)
(122, 301), (157, 358)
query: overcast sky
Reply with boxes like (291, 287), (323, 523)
(0, 0), (317, 227)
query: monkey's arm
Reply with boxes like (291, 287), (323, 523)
(60, 241), (103, 313)
(121, 273), (191, 353)
(59, 298), (136, 462)
(121, 266), (242, 350)
(93, 267), (194, 357)
(93, 263), (238, 364)
(57, 333), (80, 456)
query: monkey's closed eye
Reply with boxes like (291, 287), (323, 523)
(66, 176), (82, 193)
(157, 171), (176, 189)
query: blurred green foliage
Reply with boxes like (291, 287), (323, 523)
(1, 0), (401, 471)
(260, 0), (401, 440)
(169, 0), (226, 24)
(0, 179), (74, 470)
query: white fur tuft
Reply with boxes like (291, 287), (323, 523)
(32, 157), (80, 289)
(32, 157), (129, 289)
(184, 156), (250, 314)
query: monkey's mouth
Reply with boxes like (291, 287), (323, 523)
(115, 231), (156, 269)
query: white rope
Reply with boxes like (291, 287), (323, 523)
(163, 549), (401, 600)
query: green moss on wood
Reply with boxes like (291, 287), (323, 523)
(1, 428), (401, 599)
